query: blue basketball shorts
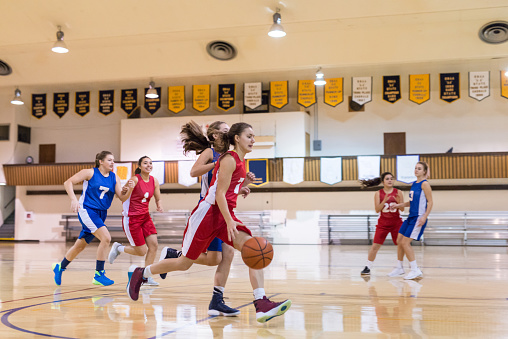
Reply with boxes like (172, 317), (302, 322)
(399, 215), (427, 241)
(77, 206), (107, 244)
(207, 237), (223, 252)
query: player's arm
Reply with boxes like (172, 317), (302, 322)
(397, 189), (405, 212)
(215, 155), (243, 242)
(63, 169), (93, 212)
(375, 191), (391, 213)
(416, 182), (433, 226)
(153, 177), (164, 212)
(117, 175), (137, 202)
(190, 148), (215, 177)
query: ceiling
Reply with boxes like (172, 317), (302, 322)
(1, 0), (508, 89)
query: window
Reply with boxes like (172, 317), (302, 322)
(0, 124), (9, 141)
(18, 125), (31, 144)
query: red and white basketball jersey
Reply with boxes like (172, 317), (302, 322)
(204, 151), (246, 208)
(378, 188), (401, 224)
(122, 174), (155, 216)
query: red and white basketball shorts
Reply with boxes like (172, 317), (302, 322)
(182, 200), (252, 260)
(122, 213), (157, 246)
(373, 219), (403, 245)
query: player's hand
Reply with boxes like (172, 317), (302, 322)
(416, 216), (427, 227)
(382, 194), (391, 203)
(244, 172), (256, 185)
(156, 205), (164, 213)
(226, 219), (242, 242)
(239, 186), (251, 198)
(121, 186), (128, 195)
(392, 203), (402, 210)
(70, 199), (79, 213)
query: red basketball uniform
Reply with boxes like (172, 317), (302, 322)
(373, 188), (403, 245)
(182, 151), (252, 260)
(122, 174), (157, 246)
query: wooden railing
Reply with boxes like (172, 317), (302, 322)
(4, 152), (508, 186)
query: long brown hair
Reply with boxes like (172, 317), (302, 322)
(359, 172), (393, 188)
(95, 151), (113, 168)
(214, 122), (252, 154)
(180, 120), (226, 155)
(134, 156), (150, 175)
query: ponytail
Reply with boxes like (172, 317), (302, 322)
(359, 172), (393, 188)
(95, 151), (113, 167)
(180, 121), (210, 155)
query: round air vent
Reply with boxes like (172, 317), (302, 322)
(0, 59), (12, 76)
(479, 21), (508, 44)
(206, 41), (237, 61)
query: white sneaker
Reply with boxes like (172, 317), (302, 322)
(387, 267), (405, 277)
(404, 268), (423, 280)
(144, 276), (159, 286)
(108, 242), (122, 264)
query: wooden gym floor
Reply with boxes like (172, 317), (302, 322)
(0, 242), (507, 338)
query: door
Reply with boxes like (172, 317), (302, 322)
(39, 144), (56, 163)
(384, 133), (406, 155)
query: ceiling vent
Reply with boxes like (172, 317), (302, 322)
(206, 41), (237, 61)
(479, 21), (508, 44)
(0, 60), (12, 76)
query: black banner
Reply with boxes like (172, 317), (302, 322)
(382, 75), (401, 103)
(121, 89), (137, 115)
(75, 91), (90, 116)
(99, 90), (114, 115)
(144, 87), (161, 115)
(440, 73), (460, 103)
(217, 84), (236, 111)
(32, 94), (46, 119)
(53, 93), (69, 118)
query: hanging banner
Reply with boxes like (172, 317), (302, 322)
(144, 87), (161, 115)
(396, 155), (420, 184)
(32, 93), (46, 119)
(357, 156), (380, 180)
(440, 73), (460, 103)
(217, 84), (236, 111)
(53, 92), (69, 118)
(501, 71), (508, 99)
(114, 162), (132, 187)
(283, 158), (304, 185)
(409, 74), (430, 104)
(351, 77), (372, 105)
(324, 78), (343, 107)
(297, 80), (316, 107)
(246, 159), (269, 187)
(99, 90), (114, 115)
(382, 75), (401, 103)
(320, 157), (342, 185)
(244, 82), (262, 110)
(121, 89), (137, 115)
(151, 161), (166, 185)
(168, 86), (185, 114)
(270, 81), (288, 109)
(75, 91), (90, 117)
(468, 72), (490, 101)
(178, 161), (198, 187)
(193, 85), (210, 112)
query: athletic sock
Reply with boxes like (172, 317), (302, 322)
(409, 260), (418, 270)
(143, 265), (153, 278)
(397, 260), (404, 269)
(96, 260), (105, 272)
(253, 288), (266, 300)
(118, 245), (125, 253)
(213, 286), (225, 295)
(366, 260), (374, 269)
(61, 258), (70, 270)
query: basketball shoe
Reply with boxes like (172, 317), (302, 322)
(254, 296), (292, 323)
(404, 268), (423, 280)
(387, 267), (405, 277)
(108, 242), (122, 264)
(361, 266), (370, 275)
(208, 292), (240, 316)
(127, 267), (147, 301)
(144, 277), (159, 286)
(52, 263), (65, 286)
(159, 247), (181, 279)
(93, 270), (114, 286)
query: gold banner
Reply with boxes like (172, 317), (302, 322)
(192, 85), (210, 112)
(168, 86), (185, 114)
(270, 81), (288, 109)
(501, 71), (508, 99)
(324, 78), (343, 107)
(297, 80), (316, 107)
(409, 74), (430, 104)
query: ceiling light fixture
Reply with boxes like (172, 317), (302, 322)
(268, 8), (286, 38)
(52, 26), (69, 53)
(314, 67), (326, 86)
(145, 81), (159, 99)
(10, 88), (24, 105)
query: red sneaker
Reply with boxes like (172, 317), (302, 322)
(253, 296), (292, 323)
(126, 267), (147, 301)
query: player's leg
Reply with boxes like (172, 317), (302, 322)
(208, 242), (239, 316)
(52, 237), (89, 286)
(143, 234), (159, 286)
(92, 226), (114, 286)
(362, 228), (387, 275)
(399, 216), (425, 280)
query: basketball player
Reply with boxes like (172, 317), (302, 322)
(127, 123), (292, 323)
(359, 172), (404, 275)
(108, 156), (163, 286)
(389, 161), (433, 280)
(52, 151), (123, 286)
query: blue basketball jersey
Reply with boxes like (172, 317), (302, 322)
(408, 180), (427, 217)
(200, 148), (221, 200)
(79, 167), (116, 211)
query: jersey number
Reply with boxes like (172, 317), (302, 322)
(382, 202), (397, 213)
(142, 192), (149, 203)
(409, 191), (414, 202)
(99, 186), (109, 199)
(233, 178), (245, 194)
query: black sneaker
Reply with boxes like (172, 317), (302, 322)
(208, 293), (240, 317)
(158, 247), (181, 279)
(361, 266), (371, 275)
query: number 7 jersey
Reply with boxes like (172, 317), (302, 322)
(204, 150), (246, 208)
(79, 167), (116, 211)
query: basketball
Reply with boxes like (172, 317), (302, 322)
(241, 237), (274, 270)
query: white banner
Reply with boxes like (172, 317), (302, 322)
(151, 161), (165, 185)
(320, 157), (342, 185)
(114, 163), (132, 186)
(352, 77), (372, 105)
(283, 158), (304, 185)
(244, 82), (262, 109)
(396, 155), (420, 184)
(357, 156), (380, 180)
(468, 71), (490, 101)
(178, 161), (198, 187)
